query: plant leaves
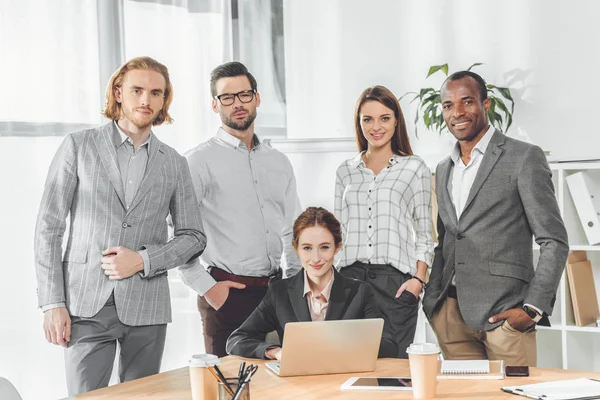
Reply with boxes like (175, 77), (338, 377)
(488, 100), (497, 128)
(419, 88), (435, 100)
(398, 91), (417, 101)
(441, 64), (449, 76)
(494, 98), (510, 116)
(467, 62), (483, 71)
(494, 98), (512, 132)
(422, 91), (440, 104)
(496, 87), (513, 102)
(426, 64), (449, 78)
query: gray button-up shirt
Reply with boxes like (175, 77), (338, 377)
(113, 122), (151, 274)
(114, 122), (150, 208)
(185, 128), (301, 286)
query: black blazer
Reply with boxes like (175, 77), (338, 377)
(226, 268), (398, 359)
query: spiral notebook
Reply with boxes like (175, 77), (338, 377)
(438, 360), (505, 380)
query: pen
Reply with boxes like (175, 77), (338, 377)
(209, 365), (235, 397)
(232, 364), (258, 400)
(513, 388), (545, 400)
(238, 361), (246, 383)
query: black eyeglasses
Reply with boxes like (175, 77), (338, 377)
(213, 89), (256, 106)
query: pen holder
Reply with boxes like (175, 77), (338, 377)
(218, 377), (250, 400)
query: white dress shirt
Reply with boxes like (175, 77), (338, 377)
(447, 125), (495, 219)
(184, 128), (301, 293)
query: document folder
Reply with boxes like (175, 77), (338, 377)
(566, 253), (600, 327)
(566, 171), (600, 245)
(502, 378), (600, 400)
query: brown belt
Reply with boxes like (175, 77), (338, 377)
(209, 267), (281, 288)
(447, 285), (458, 299)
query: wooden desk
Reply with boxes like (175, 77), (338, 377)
(75, 356), (600, 399)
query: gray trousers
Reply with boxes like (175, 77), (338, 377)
(340, 262), (419, 359)
(65, 294), (167, 396)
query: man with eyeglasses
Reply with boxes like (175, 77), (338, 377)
(184, 61), (301, 357)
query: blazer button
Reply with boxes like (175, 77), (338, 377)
(456, 233), (464, 240)
(122, 222), (128, 228)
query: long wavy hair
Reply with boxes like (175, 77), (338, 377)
(103, 56), (174, 125)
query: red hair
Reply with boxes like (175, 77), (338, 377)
(292, 207), (342, 249)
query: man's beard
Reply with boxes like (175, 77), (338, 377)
(122, 107), (157, 129)
(223, 109), (257, 131)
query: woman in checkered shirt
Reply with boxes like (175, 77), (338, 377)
(334, 85), (434, 358)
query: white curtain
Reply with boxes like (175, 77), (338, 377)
(237, 0), (287, 136)
(0, 1), (232, 399)
(124, 0), (233, 152)
(0, 0), (102, 126)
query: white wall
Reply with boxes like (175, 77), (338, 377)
(0, 137), (64, 400)
(284, 0), (600, 165)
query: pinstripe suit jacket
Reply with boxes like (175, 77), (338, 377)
(34, 122), (208, 326)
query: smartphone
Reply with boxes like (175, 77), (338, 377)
(505, 365), (530, 377)
(340, 377), (412, 391)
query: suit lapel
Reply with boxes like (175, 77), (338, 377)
(93, 123), (127, 209)
(460, 130), (505, 217)
(288, 272), (311, 322)
(325, 269), (348, 321)
(126, 138), (166, 215)
(437, 158), (458, 229)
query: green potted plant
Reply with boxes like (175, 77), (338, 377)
(401, 63), (514, 137)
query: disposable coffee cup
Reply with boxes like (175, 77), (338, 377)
(218, 377), (250, 400)
(406, 343), (440, 399)
(189, 353), (220, 400)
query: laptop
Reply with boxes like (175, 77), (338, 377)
(265, 318), (384, 377)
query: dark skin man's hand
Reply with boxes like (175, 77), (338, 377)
(488, 307), (535, 332)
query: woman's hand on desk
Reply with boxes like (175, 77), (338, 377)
(265, 346), (282, 361)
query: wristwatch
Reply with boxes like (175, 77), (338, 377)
(522, 305), (543, 324)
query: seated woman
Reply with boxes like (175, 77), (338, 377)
(226, 206), (397, 360)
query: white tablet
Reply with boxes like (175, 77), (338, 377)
(340, 377), (413, 391)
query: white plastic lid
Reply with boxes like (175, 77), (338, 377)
(189, 354), (220, 367)
(406, 343), (440, 355)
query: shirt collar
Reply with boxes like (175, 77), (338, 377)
(303, 269), (335, 301)
(215, 127), (260, 150)
(351, 151), (401, 169)
(450, 124), (495, 164)
(113, 121), (152, 149)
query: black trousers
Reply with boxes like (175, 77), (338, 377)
(340, 262), (419, 358)
(198, 285), (268, 357)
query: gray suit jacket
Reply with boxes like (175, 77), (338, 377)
(423, 130), (569, 331)
(34, 122), (208, 326)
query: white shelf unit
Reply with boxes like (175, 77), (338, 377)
(536, 161), (600, 372)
